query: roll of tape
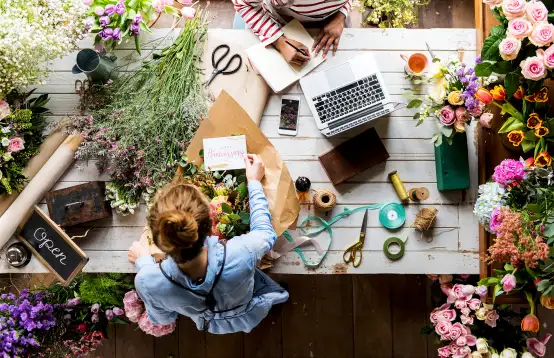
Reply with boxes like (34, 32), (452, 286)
(383, 237), (405, 261)
(379, 203), (406, 229)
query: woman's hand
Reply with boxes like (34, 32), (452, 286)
(313, 12), (346, 58)
(274, 36), (311, 67)
(128, 241), (150, 264)
(244, 154), (265, 181)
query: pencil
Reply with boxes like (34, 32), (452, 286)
(285, 40), (309, 57)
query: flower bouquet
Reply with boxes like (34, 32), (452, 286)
(408, 56), (495, 146)
(358, 0), (430, 28)
(0, 0), (88, 97)
(84, 0), (180, 53)
(0, 90), (49, 196)
(123, 290), (176, 337)
(423, 282), (551, 358)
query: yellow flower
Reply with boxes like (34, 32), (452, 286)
(535, 126), (550, 138)
(535, 152), (552, 167)
(541, 294), (554, 309)
(447, 90), (464, 106)
(507, 130), (524, 146)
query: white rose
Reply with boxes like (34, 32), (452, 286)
(472, 352), (483, 358)
(1, 137), (9, 147)
(476, 338), (489, 354)
(430, 78), (448, 102)
(500, 348), (517, 358)
(491, 354), (500, 358)
(521, 353), (535, 358)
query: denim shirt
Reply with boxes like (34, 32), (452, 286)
(134, 181), (289, 334)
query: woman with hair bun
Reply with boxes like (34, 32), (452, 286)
(127, 154), (289, 334)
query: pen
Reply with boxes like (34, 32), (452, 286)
(285, 40), (309, 57)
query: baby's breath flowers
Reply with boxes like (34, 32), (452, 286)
(359, 0), (429, 28)
(0, 0), (88, 97)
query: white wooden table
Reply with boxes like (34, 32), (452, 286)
(0, 28), (480, 275)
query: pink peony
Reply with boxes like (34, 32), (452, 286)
(500, 273), (517, 292)
(468, 298), (481, 311)
(124, 290), (145, 323)
(181, 6), (196, 19)
(522, 54), (548, 80)
(492, 159), (526, 186)
(7, 137), (24, 153)
(461, 315), (474, 325)
(530, 22), (554, 47)
(502, 0), (527, 20)
(542, 45), (554, 69)
(439, 105), (456, 125)
(438, 346), (451, 357)
(483, 0), (503, 7)
(526, 0), (548, 23)
(479, 113), (493, 128)
(508, 17), (533, 39)
(0, 100), (10, 120)
(499, 37), (522, 60)
(435, 321), (453, 337)
(138, 312), (177, 337)
(527, 334), (552, 357)
(485, 310), (499, 327)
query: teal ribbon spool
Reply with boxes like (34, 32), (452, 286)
(283, 203), (406, 268)
(378, 203), (406, 229)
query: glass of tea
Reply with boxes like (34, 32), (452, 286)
(400, 53), (429, 75)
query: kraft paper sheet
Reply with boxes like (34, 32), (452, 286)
(0, 135), (83, 249)
(186, 91), (299, 237)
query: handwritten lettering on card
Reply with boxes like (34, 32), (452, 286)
(203, 135), (247, 171)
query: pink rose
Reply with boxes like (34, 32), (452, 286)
(508, 17), (532, 39)
(461, 307), (471, 316)
(468, 298), (481, 311)
(483, 0), (503, 7)
(526, 0), (548, 23)
(527, 334), (552, 357)
(449, 322), (466, 340)
(500, 273), (517, 292)
(456, 335), (468, 347)
(123, 290), (145, 323)
(0, 100), (10, 120)
(452, 284), (474, 301)
(461, 315), (474, 325)
(479, 113), (494, 128)
(455, 300), (467, 310)
(530, 22), (554, 47)
(113, 307), (124, 316)
(521, 54), (547, 80)
(453, 346), (471, 358)
(465, 335), (477, 346)
(485, 310), (499, 327)
(435, 321), (453, 337)
(470, 103), (485, 117)
(439, 105), (456, 125)
(502, 0), (527, 20)
(438, 346), (451, 357)
(181, 6), (196, 19)
(499, 37), (522, 61)
(138, 312), (177, 337)
(7, 137), (24, 153)
(440, 309), (457, 322)
(455, 107), (469, 122)
(543, 45), (554, 69)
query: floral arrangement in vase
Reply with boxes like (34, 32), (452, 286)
(408, 56), (497, 146)
(358, 0), (430, 28)
(84, 0), (181, 53)
(0, 91), (49, 196)
(0, 0), (88, 97)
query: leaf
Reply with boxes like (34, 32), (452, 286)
(237, 182), (247, 199)
(228, 213), (241, 221)
(239, 212), (250, 224)
(490, 25), (505, 37)
(407, 99), (423, 108)
(478, 277), (499, 286)
(134, 35), (141, 55)
(475, 62), (494, 77)
(505, 72), (520, 99)
(544, 285), (554, 297)
(525, 131), (538, 141)
(440, 126), (454, 138)
(498, 117), (524, 133)
(522, 139), (535, 153)
(544, 224), (554, 237)
(526, 203), (541, 214)
(504, 263), (515, 271)
(492, 61), (514, 74)
(199, 149), (204, 157)
(482, 36), (503, 61)
(493, 284), (503, 302)
(501, 102), (524, 121)
(237, 174), (247, 183)
(538, 280), (553, 292)
(221, 203), (233, 214)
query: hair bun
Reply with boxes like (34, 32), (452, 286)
(158, 210), (199, 249)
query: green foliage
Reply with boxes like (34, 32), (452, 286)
(78, 273), (134, 307)
(504, 72), (520, 99)
(481, 25), (505, 61)
(358, 0), (430, 28)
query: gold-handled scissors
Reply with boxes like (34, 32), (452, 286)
(343, 209), (368, 267)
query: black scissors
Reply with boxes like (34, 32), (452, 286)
(204, 44), (242, 87)
(343, 209), (368, 268)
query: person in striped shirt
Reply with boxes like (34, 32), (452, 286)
(233, 0), (352, 65)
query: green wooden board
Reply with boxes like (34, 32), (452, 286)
(435, 133), (470, 191)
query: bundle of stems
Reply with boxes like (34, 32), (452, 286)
(72, 12), (209, 214)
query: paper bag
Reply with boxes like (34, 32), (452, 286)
(186, 91), (299, 236)
(201, 32), (269, 125)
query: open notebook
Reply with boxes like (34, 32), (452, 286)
(245, 20), (326, 93)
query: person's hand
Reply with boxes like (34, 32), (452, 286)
(313, 12), (345, 58)
(274, 36), (311, 67)
(244, 154), (265, 182)
(128, 241), (150, 264)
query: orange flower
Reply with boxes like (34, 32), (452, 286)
(514, 86), (525, 100)
(535, 152), (552, 167)
(475, 88), (493, 105)
(527, 113), (543, 129)
(507, 130), (524, 146)
(521, 314), (540, 332)
(526, 87), (549, 103)
(535, 126), (549, 138)
(541, 295), (554, 310)
(490, 85), (506, 101)
(525, 157), (535, 168)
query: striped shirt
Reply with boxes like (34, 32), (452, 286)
(233, 0), (352, 45)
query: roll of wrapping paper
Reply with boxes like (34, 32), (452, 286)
(0, 135), (83, 248)
(388, 171), (409, 201)
(0, 129), (68, 216)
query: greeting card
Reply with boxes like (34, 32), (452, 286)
(203, 135), (247, 171)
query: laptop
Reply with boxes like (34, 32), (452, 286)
(300, 53), (405, 137)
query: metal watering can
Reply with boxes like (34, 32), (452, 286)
(72, 49), (117, 84)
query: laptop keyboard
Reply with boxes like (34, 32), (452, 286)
(312, 74), (385, 124)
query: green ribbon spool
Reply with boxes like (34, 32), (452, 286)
(378, 203), (406, 229)
(383, 237), (406, 261)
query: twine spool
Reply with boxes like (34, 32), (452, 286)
(388, 171), (409, 201)
(313, 189), (337, 212)
(412, 207), (438, 232)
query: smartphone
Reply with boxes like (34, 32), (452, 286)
(278, 95), (300, 136)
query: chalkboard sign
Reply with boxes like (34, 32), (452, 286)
(17, 206), (88, 284)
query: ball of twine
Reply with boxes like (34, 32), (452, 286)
(412, 207), (438, 232)
(313, 189), (337, 212)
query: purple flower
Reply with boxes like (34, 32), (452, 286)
(99, 16), (111, 26)
(466, 68), (474, 75)
(99, 28), (114, 40)
(112, 28), (122, 41)
(91, 303), (101, 313)
(112, 307), (124, 316)
(129, 22), (140, 36)
(104, 4), (116, 16)
(475, 285), (487, 297)
(115, 0), (126, 15)
(492, 159), (526, 187)
(133, 14), (142, 24)
(105, 309), (114, 321)
(66, 297), (81, 307)
(476, 55), (482, 64)
(91, 313), (100, 323)
(94, 6), (105, 15)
